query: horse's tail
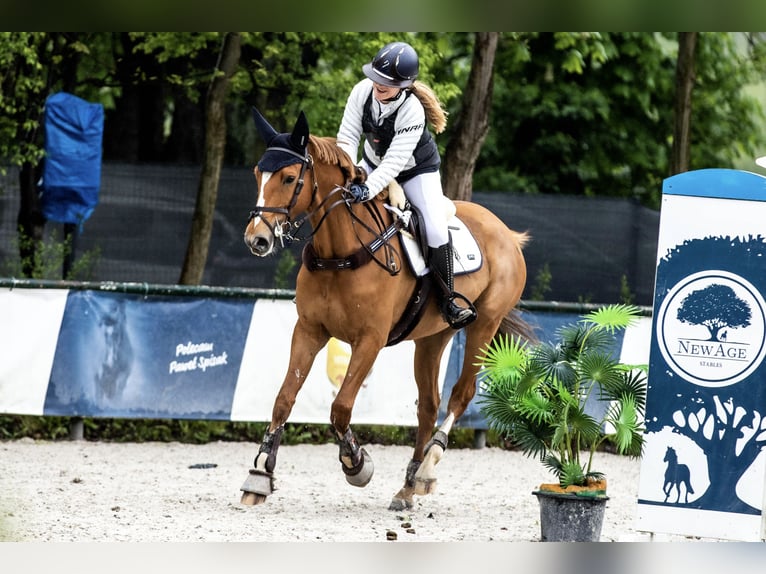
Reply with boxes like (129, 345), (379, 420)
(514, 230), (531, 250)
(496, 307), (538, 344)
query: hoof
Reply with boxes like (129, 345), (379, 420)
(388, 496), (413, 511)
(240, 469), (274, 504)
(414, 477), (437, 496)
(344, 448), (374, 488)
(240, 492), (268, 506)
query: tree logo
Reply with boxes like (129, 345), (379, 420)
(656, 270), (766, 387)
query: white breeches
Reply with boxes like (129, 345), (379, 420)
(363, 161), (449, 248)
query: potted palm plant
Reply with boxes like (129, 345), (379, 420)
(477, 304), (647, 542)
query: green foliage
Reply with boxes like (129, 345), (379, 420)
(1, 227), (100, 280)
(5, 32), (764, 210)
(0, 416), (480, 449)
(273, 250), (297, 290)
(0, 32), (48, 171)
(619, 274), (634, 305)
(477, 32), (766, 209)
(478, 304), (647, 488)
(529, 262), (552, 301)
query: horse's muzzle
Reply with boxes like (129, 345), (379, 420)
(244, 229), (274, 257)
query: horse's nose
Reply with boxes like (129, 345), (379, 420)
(244, 232), (273, 257)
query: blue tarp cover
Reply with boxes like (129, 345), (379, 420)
(39, 92), (104, 225)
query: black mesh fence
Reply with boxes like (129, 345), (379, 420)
(0, 163), (659, 305)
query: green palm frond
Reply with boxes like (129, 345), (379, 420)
(605, 394), (645, 457)
(578, 352), (621, 387)
(516, 391), (554, 426)
(542, 453), (563, 477)
(512, 425), (551, 460)
(582, 303), (641, 334)
(600, 368), (648, 412)
(530, 343), (578, 387)
(476, 334), (528, 386)
(477, 383), (518, 435)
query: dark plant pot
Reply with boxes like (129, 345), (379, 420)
(533, 490), (608, 542)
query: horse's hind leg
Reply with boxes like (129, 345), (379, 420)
(390, 333), (451, 511)
(396, 320), (500, 509)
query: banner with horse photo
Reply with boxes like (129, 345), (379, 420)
(43, 291), (254, 419)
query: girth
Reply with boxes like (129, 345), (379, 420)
(385, 274), (432, 347)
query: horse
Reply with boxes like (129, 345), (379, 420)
(663, 446), (694, 504)
(240, 108), (532, 510)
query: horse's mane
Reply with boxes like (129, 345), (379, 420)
(308, 135), (360, 183)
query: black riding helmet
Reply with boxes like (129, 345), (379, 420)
(362, 42), (419, 88)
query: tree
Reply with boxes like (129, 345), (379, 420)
(676, 283), (752, 341)
(179, 32), (241, 285)
(661, 388), (765, 514)
(442, 32), (499, 201)
(671, 32), (697, 175)
(477, 32), (765, 209)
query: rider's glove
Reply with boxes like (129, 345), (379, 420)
(348, 183), (371, 203)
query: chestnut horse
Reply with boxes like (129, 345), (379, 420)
(241, 108), (531, 510)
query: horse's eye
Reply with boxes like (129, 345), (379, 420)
(284, 175), (296, 185)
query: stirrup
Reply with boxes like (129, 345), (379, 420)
(443, 293), (477, 329)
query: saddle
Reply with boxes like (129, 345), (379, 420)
(397, 198), (483, 278)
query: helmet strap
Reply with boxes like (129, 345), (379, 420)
(381, 89), (404, 103)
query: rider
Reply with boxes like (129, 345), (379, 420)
(336, 41), (477, 329)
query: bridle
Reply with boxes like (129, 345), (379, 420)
(247, 146), (331, 247)
(247, 145), (404, 274)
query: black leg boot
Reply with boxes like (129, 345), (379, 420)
(429, 242), (477, 329)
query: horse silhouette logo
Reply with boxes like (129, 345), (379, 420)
(663, 446), (694, 504)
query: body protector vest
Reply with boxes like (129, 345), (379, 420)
(361, 90), (440, 183)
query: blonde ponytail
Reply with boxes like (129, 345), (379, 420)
(410, 81), (448, 134)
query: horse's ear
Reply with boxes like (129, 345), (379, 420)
(252, 107), (278, 145)
(290, 111), (310, 150)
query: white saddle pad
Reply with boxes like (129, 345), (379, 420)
(400, 215), (482, 277)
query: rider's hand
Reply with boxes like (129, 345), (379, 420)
(348, 183), (370, 203)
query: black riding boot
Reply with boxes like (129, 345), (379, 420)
(429, 242), (477, 329)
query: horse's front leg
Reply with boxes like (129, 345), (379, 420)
(240, 321), (329, 505)
(330, 336), (384, 489)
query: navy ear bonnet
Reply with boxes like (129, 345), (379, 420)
(252, 107), (310, 172)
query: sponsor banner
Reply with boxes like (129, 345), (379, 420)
(0, 288), (69, 415)
(637, 169), (766, 541)
(43, 291), (253, 419)
(0, 288), (650, 431)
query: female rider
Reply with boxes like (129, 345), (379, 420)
(336, 41), (476, 329)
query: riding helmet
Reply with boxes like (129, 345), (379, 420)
(362, 42), (419, 88)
